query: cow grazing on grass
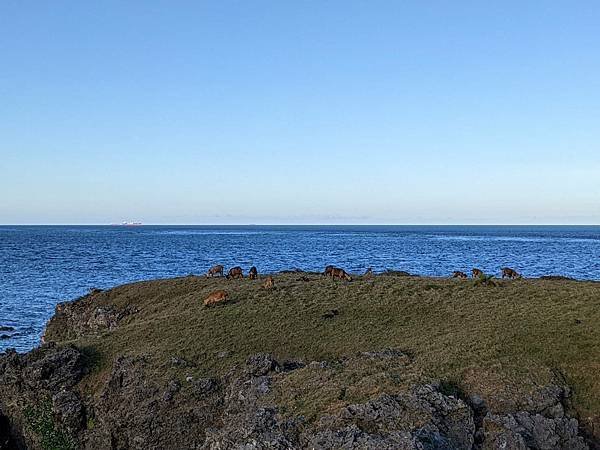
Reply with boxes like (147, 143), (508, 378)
(501, 267), (522, 279)
(323, 265), (334, 276)
(452, 271), (468, 279)
(248, 266), (258, 280)
(330, 267), (352, 281)
(204, 290), (228, 306)
(472, 268), (484, 278)
(207, 264), (224, 278)
(263, 276), (274, 289)
(227, 266), (243, 280)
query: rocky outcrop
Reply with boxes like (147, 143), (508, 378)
(481, 412), (587, 450)
(303, 386), (474, 449)
(0, 347), (593, 449)
(44, 290), (137, 342)
(0, 344), (87, 450)
(81, 355), (223, 449)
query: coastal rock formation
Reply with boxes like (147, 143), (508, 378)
(0, 346), (592, 449)
(0, 344), (86, 449)
(481, 412), (587, 450)
(2, 274), (598, 449)
(47, 290), (138, 342)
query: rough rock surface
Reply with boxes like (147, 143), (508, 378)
(44, 290), (138, 342)
(0, 347), (593, 449)
(303, 386), (474, 449)
(0, 344), (87, 449)
(481, 412), (587, 450)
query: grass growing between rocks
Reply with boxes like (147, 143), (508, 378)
(23, 399), (75, 450)
(45, 273), (600, 431)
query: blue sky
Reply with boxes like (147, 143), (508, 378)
(1, 1), (599, 224)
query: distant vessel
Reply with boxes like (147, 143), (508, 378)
(110, 221), (143, 226)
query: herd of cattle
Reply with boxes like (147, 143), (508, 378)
(206, 264), (355, 282)
(452, 267), (522, 279)
(207, 263), (521, 282)
(202, 264), (523, 306)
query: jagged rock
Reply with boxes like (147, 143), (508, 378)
(0, 345), (87, 450)
(192, 378), (219, 398)
(162, 379), (181, 402)
(0, 348), (593, 449)
(305, 425), (418, 450)
(245, 353), (279, 376)
(46, 298), (138, 342)
(280, 359), (306, 372)
(482, 411), (588, 449)
(22, 345), (86, 391)
(52, 389), (85, 434)
(306, 386), (475, 449)
(81, 355), (223, 450)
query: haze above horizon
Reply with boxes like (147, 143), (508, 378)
(1, 1), (599, 225)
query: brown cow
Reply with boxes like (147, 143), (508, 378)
(323, 265), (334, 276)
(501, 267), (521, 279)
(203, 290), (228, 306)
(452, 271), (468, 279)
(330, 267), (352, 281)
(226, 266), (243, 279)
(248, 266), (258, 280)
(263, 276), (274, 289)
(472, 268), (483, 278)
(207, 264), (224, 277)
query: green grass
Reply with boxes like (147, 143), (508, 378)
(46, 273), (600, 429)
(23, 399), (75, 450)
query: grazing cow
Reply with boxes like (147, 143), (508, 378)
(364, 267), (374, 277)
(263, 276), (274, 289)
(330, 267), (352, 281)
(452, 271), (468, 279)
(226, 266), (243, 280)
(248, 266), (258, 280)
(204, 290), (229, 306)
(472, 268), (484, 278)
(323, 265), (334, 276)
(207, 264), (224, 278)
(501, 267), (521, 279)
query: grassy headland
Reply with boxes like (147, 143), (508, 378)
(45, 272), (600, 433)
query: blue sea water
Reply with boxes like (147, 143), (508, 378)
(1, 225), (600, 352)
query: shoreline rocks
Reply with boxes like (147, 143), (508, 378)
(0, 347), (593, 449)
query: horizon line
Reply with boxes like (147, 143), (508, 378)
(1, 223), (600, 227)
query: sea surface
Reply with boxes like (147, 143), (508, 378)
(1, 225), (600, 352)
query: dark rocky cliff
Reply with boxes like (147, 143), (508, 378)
(0, 345), (592, 449)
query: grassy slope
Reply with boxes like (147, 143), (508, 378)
(50, 273), (600, 427)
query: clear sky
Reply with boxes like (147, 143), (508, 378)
(1, 1), (599, 224)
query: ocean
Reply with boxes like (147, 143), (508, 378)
(1, 225), (599, 352)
